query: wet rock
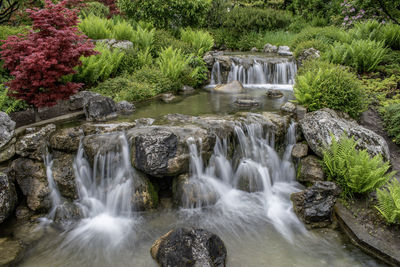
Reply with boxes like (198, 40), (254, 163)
(250, 47), (258, 52)
(0, 138), (16, 163)
(95, 39), (134, 50)
(161, 93), (176, 103)
(69, 91), (101, 111)
(15, 205), (33, 221)
(234, 98), (260, 108)
(300, 109), (390, 160)
(54, 201), (83, 226)
(277, 46), (293, 56)
(0, 173), (17, 223)
(10, 158), (50, 212)
(179, 85), (195, 95)
(52, 153), (77, 200)
(13, 219), (47, 246)
(131, 171), (158, 211)
(296, 105), (307, 120)
(263, 43), (278, 53)
(281, 102), (296, 113)
(214, 81), (245, 94)
(291, 181), (340, 228)
(49, 127), (83, 152)
(82, 132), (121, 164)
(84, 95), (117, 122)
(0, 238), (24, 266)
(134, 118), (155, 127)
(297, 48), (320, 66)
(172, 174), (218, 208)
(214, 56), (231, 69)
(16, 124), (56, 160)
(236, 161), (265, 193)
(82, 122), (136, 135)
(116, 101), (135, 115)
(266, 89), (283, 98)
(0, 112), (15, 150)
(291, 143), (308, 160)
(151, 228), (227, 267)
(297, 155), (325, 183)
(203, 53), (214, 67)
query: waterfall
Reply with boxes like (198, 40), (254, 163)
(43, 152), (62, 220)
(210, 59), (297, 88)
(181, 122), (306, 242)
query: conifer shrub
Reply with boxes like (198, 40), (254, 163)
(294, 60), (366, 118)
(376, 179), (400, 224)
(323, 134), (395, 198)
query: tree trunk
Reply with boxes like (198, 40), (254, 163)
(33, 106), (41, 122)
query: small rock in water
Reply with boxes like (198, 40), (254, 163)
(234, 98), (260, 108)
(291, 181), (341, 228)
(116, 100), (135, 115)
(161, 93), (176, 103)
(151, 227), (227, 267)
(214, 81), (245, 94)
(179, 85), (195, 95)
(297, 155), (325, 183)
(0, 237), (24, 266)
(250, 47), (258, 52)
(281, 102), (296, 113)
(263, 43), (278, 53)
(266, 89), (283, 98)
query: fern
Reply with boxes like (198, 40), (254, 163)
(131, 26), (155, 50)
(376, 179), (400, 224)
(323, 134), (395, 198)
(0, 84), (22, 114)
(112, 21), (135, 41)
(383, 103), (400, 144)
(157, 47), (192, 82)
(180, 28), (214, 56)
(78, 14), (113, 40)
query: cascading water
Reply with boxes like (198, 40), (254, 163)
(210, 61), (222, 85)
(181, 122), (306, 242)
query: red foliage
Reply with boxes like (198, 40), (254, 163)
(0, 0), (96, 108)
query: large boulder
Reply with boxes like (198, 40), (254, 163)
(128, 126), (214, 177)
(0, 112), (15, 149)
(16, 124), (56, 160)
(69, 91), (100, 111)
(82, 122), (136, 135)
(291, 181), (340, 228)
(0, 138), (16, 163)
(49, 127), (83, 153)
(10, 158), (50, 212)
(300, 109), (390, 160)
(52, 153), (77, 200)
(297, 155), (325, 183)
(95, 39), (134, 50)
(213, 81), (245, 94)
(151, 228), (227, 267)
(116, 101), (135, 115)
(84, 95), (118, 122)
(0, 173), (17, 224)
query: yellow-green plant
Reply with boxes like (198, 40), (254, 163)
(113, 20), (135, 41)
(137, 47), (153, 68)
(78, 14), (113, 39)
(74, 43), (124, 85)
(376, 179), (400, 224)
(323, 134), (395, 198)
(131, 26), (155, 50)
(157, 47), (196, 82)
(180, 28), (214, 56)
(381, 23), (400, 50)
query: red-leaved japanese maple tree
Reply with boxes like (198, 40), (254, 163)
(0, 0), (96, 121)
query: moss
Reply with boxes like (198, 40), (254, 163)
(147, 180), (159, 208)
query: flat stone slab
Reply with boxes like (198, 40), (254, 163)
(335, 202), (400, 266)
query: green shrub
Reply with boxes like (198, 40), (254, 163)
(294, 60), (366, 118)
(293, 39), (329, 59)
(325, 40), (388, 73)
(381, 23), (400, 50)
(180, 28), (214, 56)
(323, 134), (395, 198)
(236, 32), (261, 51)
(0, 26), (29, 44)
(376, 179), (400, 224)
(78, 14), (113, 39)
(116, 48), (139, 75)
(117, 0), (211, 29)
(74, 43), (124, 85)
(112, 20), (135, 41)
(91, 74), (132, 99)
(0, 84), (25, 113)
(153, 29), (195, 54)
(137, 47), (153, 68)
(131, 26), (155, 50)
(383, 103), (400, 144)
(223, 7), (293, 35)
(288, 0), (341, 21)
(157, 47), (193, 82)
(288, 17), (310, 33)
(206, 0), (230, 28)
(291, 26), (350, 51)
(349, 20), (382, 41)
(80, 1), (110, 18)
(257, 31), (296, 48)
(208, 28), (239, 50)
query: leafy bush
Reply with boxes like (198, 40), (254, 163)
(257, 31), (296, 48)
(323, 134), (395, 198)
(157, 47), (194, 82)
(223, 7), (293, 35)
(349, 20), (382, 41)
(293, 39), (329, 59)
(381, 23), (400, 50)
(236, 32), (261, 51)
(376, 179), (400, 224)
(112, 20), (135, 41)
(291, 26), (350, 51)
(294, 60), (366, 118)
(325, 40), (388, 73)
(80, 1), (110, 17)
(383, 103), (400, 145)
(288, 0), (341, 21)
(208, 28), (239, 50)
(153, 29), (195, 54)
(117, 0), (211, 29)
(180, 28), (213, 56)
(0, 84), (25, 113)
(206, 0), (230, 28)
(78, 14), (112, 39)
(74, 43), (124, 85)
(131, 26), (155, 50)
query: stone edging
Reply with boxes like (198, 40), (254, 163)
(334, 202), (400, 267)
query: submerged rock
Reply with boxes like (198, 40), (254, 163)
(53, 201), (83, 226)
(179, 85), (195, 95)
(0, 238), (24, 266)
(0, 112), (15, 150)
(300, 109), (390, 160)
(297, 155), (325, 183)
(234, 98), (260, 108)
(84, 95), (117, 122)
(0, 173), (17, 224)
(151, 228), (227, 267)
(161, 93), (176, 103)
(10, 158), (50, 212)
(16, 124), (56, 160)
(214, 81), (245, 94)
(266, 89), (283, 98)
(116, 101), (135, 115)
(291, 181), (340, 228)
